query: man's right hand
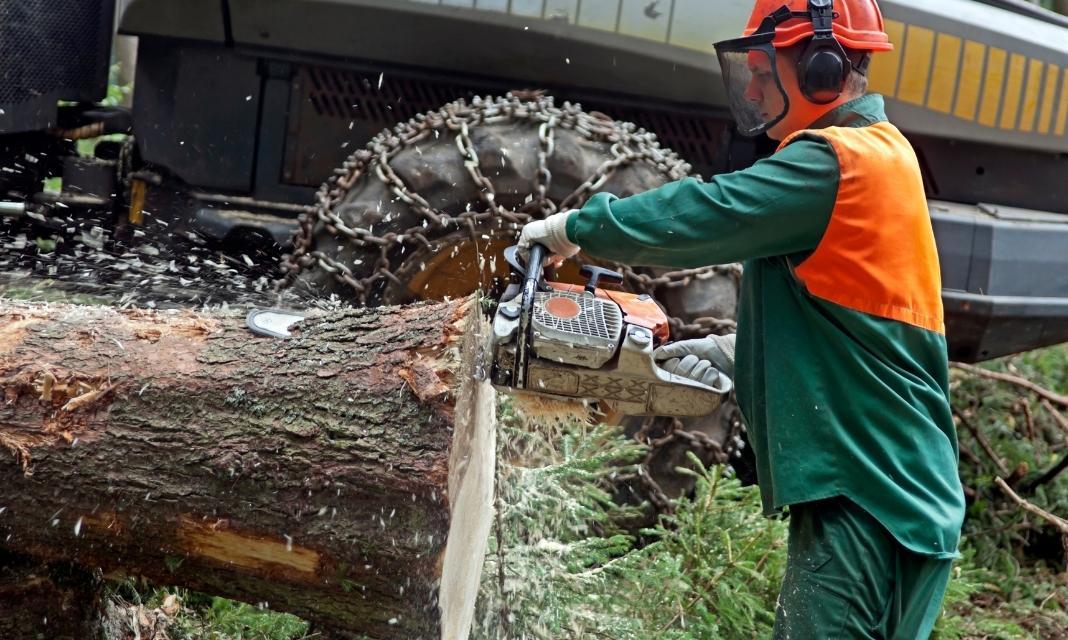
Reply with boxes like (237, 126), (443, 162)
(517, 210), (580, 262)
(654, 334), (736, 379)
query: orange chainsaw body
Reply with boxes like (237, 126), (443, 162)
(545, 281), (671, 343)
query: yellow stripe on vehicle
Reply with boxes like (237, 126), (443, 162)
(954, 40), (986, 122)
(978, 47), (1007, 127)
(1038, 64), (1060, 135)
(1056, 68), (1068, 136)
(999, 53), (1027, 130)
(1018, 58), (1045, 133)
(868, 19), (906, 97)
(897, 25), (935, 106)
(927, 33), (961, 114)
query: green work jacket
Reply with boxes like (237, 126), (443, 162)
(566, 94), (965, 559)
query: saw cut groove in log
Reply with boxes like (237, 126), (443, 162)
(0, 298), (495, 639)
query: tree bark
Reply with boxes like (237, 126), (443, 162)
(0, 297), (496, 639)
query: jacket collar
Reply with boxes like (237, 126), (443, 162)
(806, 93), (888, 130)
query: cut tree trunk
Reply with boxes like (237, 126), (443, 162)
(0, 297), (495, 639)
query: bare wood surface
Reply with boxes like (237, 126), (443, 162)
(0, 298), (494, 639)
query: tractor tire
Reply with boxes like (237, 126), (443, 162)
(283, 93), (747, 505)
(285, 94), (695, 305)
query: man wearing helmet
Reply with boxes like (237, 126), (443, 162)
(521, 0), (965, 637)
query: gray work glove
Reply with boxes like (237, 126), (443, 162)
(517, 210), (580, 261)
(653, 333), (736, 380)
(656, 354), (726, 388)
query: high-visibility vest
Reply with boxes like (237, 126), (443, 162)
(778, 122), (945, 335)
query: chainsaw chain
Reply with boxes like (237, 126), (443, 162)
(279, 92), (745, 507)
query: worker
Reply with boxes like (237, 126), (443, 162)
(519, 0), (966, 637)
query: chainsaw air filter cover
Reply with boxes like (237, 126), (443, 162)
(531, 290), (623, 369)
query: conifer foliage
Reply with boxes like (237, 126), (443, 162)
(472, 401), (787, 639)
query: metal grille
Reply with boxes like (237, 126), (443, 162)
(0, 0), (114, 107)
(304, 66), (478, 123)
(284, 63), (727, 185)
(533, 291), (623, 340)
(285, 66), (488, 185)
(602, 106), (727, 175)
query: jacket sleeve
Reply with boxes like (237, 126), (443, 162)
(565, 138), (840, 268)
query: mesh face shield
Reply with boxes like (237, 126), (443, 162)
(714, 33), (790, 137)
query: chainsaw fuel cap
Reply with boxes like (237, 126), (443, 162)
(628, 327), (651, 345)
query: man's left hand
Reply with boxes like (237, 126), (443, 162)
(654, 334), (736, 378)
(658, 354), (725, 388)
(518, 210), (580, 260)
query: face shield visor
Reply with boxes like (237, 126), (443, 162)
(714, 31), (790, 137)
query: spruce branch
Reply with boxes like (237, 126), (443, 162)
(952, 362), (1068, 407)
(994, 477), (1068, 536)
(1020, 399), (1036, 441)
(954, 406), (1010, 475)
(1018, 451), (1068, 493)
(1041, 399), (1068, 436)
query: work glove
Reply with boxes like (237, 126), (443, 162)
(517, 210), (581, 262)
(657, 354), (726, 388)
(654, 333), (736, 380)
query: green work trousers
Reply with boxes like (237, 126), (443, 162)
(773, 497), (954, 639)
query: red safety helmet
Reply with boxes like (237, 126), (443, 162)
(714, 0), (892, 137)
(744, 0), (893, 51)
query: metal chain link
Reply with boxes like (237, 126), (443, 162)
(280, 93), (738, 337)
(619, 411), (744, 512)
(530, 114), (558, 217)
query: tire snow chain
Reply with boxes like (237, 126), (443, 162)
(618, 411), (747, 513)
(279, 92), (737, 336)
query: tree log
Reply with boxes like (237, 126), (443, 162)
(0, 297), (496, 639)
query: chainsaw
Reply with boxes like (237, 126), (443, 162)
(488, 244), (731, 417)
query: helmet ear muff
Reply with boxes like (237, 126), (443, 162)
(797, 40), (850, 103)
(796, 0), (851, 104)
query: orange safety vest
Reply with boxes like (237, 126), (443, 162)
(778, 122), (945, 334)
